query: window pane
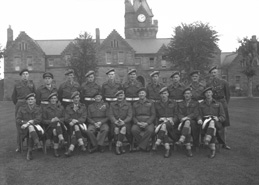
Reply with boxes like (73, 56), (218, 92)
(14, 57), (21, 71)
(150, 57), (154, 68)
(48, 58), (54, 67)
(118, 52), (124, 64)
(106, 52), (112, 64)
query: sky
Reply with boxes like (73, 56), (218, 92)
(1, 0), (259, 79)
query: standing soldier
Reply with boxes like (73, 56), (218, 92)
(86, 92), (109, 153)
(207, 66), (231, 150)
(176, 87), (200, 157)
(36, 72), (57, 108)
(123, 69), (142, 104)
(58, 69), (80, 108)
(153, 87), (179, 158)
(131, 88), (155, 152)
(109, 90), (133, 155)
(12, 69), (36, 152)
(146, 71), (165, 102)
(168, 71), (185, 102)
(64, 91), (87, 157)
(188, 70), (205, 102)
(197, 87), (226, 158)
(81, 70), (101, 108)
(16, 93), (43, 160)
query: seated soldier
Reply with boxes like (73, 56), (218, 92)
(16, 93), (44, 160)
(176, 87), (199, 157)
(153, 87), (178, 158)
(131, 88), (155, 152)
(86, 92), (109, 153)
(109, 90), (133, 155)
(197, 87), (226, 159)
(42, 92), (68, 157)
(64, 91), (87, 157)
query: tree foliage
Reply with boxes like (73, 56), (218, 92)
(0, 45), (4, 59)
(68, 32), (97, 85)
(165, 22), (219, 77)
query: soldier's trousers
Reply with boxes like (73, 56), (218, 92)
(131, 124), (154, 150)
(86, 123), (109, 146)
(110, 123), (133, 144)
(217, 99), (230, 145)
(15, 100), (26, 149)
(165, 123), (180, 142)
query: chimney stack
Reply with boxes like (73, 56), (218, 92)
(96, 28), (100, 46)
(6, 25), (13, 48)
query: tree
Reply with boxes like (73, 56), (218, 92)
(165, 22), (219, 80)
(238, 36), (259, 97)
(0, 45), (4, 59)
(68, 32), (97, 85)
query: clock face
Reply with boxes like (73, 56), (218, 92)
(137, 14), (146, 22)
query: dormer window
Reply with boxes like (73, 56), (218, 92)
(19, 42), (28, 51)
(111, 40), (119, 48)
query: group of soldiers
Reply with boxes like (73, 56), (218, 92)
(12, 66), (231, 161)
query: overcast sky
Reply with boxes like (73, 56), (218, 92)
(1, 0), (259, 52)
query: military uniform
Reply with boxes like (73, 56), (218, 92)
(36, 84), (58, 107)
(188, 82), (205, 102)
(123, 80), (142, 103)
(131, 99), (156, 150)
(81, 81), (101, 107)
(101, 80), (122, 103)
(146, 82), (165, 102)
(167, 83), (185, 102)
(86, 101), (109, 149)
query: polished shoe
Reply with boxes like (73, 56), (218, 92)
(54, 149), (60, 157)
(222, 144), (231, 150)
(89, 146), (98, 154)
(187, 149), (193, 157)
(81, 145), (87, 152)
(64, 150), (72, 157)
(131, 146), (140, 152)
(152, 144), (158, 151)
(164, 149), (170, 158)
(120, 147), (126, 154)
(99, 146), (105, 153)
(115, 146), (121, 155)
(145, 145), (151, 152)
(209, 150), (216, 159)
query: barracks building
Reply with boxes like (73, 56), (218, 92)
(3, 0), (220, 100)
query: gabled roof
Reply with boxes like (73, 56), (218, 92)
(126, 38), (170, 54)
(133, 0), (153, 16)
(221, 52), (238, 67)
(36, 40), (72, 55)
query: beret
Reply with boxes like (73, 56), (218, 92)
(189, 70), (200, 76)
(48, 92), (58, 100)
(159, 87), (169, 94)
(208, 66), (217, 73)
(71, 91), (80, 99)
(19, 69), (29, 76)
(25, 93), (36, 100)
(85, 70), (95, 77)
(137, 87), (147, 94)
(43, 72), (53, 79)
(150, 71), (159, 77)
(128, 69), (136, 75)
(115, 90), (124, 97)
(106, 68), (115, 75)
(202, 87), (213, 95)
(65, 69), (74, 75)
(170, 71), (180, 78)
(182, 87), (192, 94)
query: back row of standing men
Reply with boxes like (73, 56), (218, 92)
(12, 67), (231, 159)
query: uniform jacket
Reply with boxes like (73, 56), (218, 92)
(198, 99), (225, 123)
(167, 82), (185, 100)
(132, 99), (156, 125)
(188, 81), (205, 101)
(123, 80), (143, 98)
(42, 104), (65, 126)
(109, 100), (132, 124)
(207, 77), (230, 103)
(12, 80), (36, 105)
(65, 103), (87, 124)
(36, 84), (58, 105)
(58, 81), (80, 101)
(155, 99), (178, 124)
(87, 101), (109, 125)
(81, 82), (101, 98)
(101, 80), (122, 98)
(177, 99), (199, 121)
(16, 104), (42, 126)
(146, 82), (165, 100)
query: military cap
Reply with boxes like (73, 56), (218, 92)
(71, 91), (80, 99)
(85, 70), (95, 77)
(208, 66), (217, 73)
(106, 68), (115, 75)
(93, 91), (102, 97)
(65, 69), (74, 75)
(170, 71), (180, 78)
(25, 93), (36, 100)
(43, 72), (53, 79)
(182, 87), (192, 94)
(115, 90), (124, 97)
(159, 87), (169, 94)
(48, 92), (58, 100)
(137, 87), (147, 94)
(150, 71), (159, 77)
(202, 87), (213, 95)
(189, 70), (200, 76)
(128, 69), (136, 75)
(19, 69), (29, 76)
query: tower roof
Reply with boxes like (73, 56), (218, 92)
(125, 0), (134, 13)
(133, 0), (153, 16)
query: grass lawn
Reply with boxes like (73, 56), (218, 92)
(0, 98), (259, 185)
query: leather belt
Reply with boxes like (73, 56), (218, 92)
(175, 100), (183, 103)
(150, 99), (160, 103)
(84, 97), (95, 101)
(198, 100), (204, 103)
(41, 101), (49, 104)
(62, 98), (73, 102)
(126, 97), (139, 101)
(105, 98), (117, 101)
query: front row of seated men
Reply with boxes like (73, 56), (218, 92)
(16, 85), (225, 160)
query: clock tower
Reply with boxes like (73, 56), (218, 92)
(124, 0), (158, 39)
